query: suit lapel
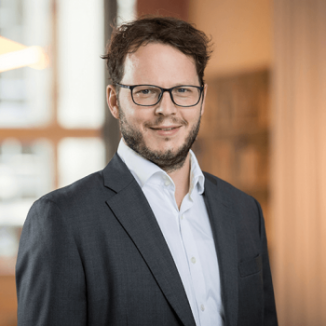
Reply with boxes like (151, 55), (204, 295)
(203, 174), (238, 326)
(103, 155), (196, 326)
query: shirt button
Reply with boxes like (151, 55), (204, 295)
(200, 304), (205, 311)
(180, 215), (184, 220)
(164, 180), (170, 186)
(191, 257), (196, 264)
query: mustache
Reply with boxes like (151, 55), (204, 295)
(144, 116), (188, 128)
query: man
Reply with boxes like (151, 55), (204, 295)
(16, 17), (277, 326)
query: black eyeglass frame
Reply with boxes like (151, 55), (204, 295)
(116, 83), (204, 107)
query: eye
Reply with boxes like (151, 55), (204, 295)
(133, 86), (160, 97)
(140, 89), (150, 94)
(176, 87), (189, 93)
(173, 86), (194, 97)
(134, 88), (151, 95)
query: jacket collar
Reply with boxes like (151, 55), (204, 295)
(102, 153), (135, 193)
(103, 155), (238, 326)
(103, 154), (196, 326)
(203, 173), (238, 326)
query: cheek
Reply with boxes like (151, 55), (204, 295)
(181, 110), (200, 125)
(122, 108), (152, 130)
(130, 109), (150, 123)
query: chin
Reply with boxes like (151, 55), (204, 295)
(149, 140), (183, 153)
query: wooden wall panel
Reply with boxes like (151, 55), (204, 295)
(137, 0), (189, 21)
(0, 276), (17, 326)
(271, 0), (326, 325)
(194, 70), (271, 232)
(189, 0), (272, 79)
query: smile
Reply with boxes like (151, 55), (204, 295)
(156, 127), (178, 131)
(150, 125), (182, 136)
(151, 125), (181, 130)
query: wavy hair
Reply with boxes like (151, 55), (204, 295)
(102, 16), (212, 85)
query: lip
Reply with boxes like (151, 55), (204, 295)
(150, 125), (182, 136)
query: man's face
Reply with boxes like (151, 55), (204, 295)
(107, 42), (207, 172)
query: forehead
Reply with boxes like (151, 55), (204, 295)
(121, 42), (199, 86)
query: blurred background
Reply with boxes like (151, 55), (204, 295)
(0, 0), (325, 325)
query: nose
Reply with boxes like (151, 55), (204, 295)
(154, 90), (177, 116)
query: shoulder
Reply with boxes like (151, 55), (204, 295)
(26, 155), (134, 227)
(27, 169), (113, 225)
(204, 171), (256, 203)
(40, 170), (105, 204)
(203, 171), (262, 222)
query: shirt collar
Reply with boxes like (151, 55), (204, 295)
(117, 138), (205, 194)
(189, 151), (205, 196)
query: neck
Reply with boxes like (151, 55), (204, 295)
(167, 153), (191, 209)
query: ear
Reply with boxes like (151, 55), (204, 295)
(200, 84), (208, 116)
(106, 85), (119, 119)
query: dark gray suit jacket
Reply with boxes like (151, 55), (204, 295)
(16, 154), (277, 326)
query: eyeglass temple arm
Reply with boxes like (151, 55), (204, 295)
(116, 83), (131, 90)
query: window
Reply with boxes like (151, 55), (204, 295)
(0, 0), (106, 275)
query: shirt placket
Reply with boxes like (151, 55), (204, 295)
(179, 195), (208, 326)
(158, 177), (198, 316)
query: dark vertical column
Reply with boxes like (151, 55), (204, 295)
(102, 0), (120, 162)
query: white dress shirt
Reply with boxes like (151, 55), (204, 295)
(117, 139), (225, 326)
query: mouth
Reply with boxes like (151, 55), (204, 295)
(149, 125), (182, 136)
(151, 126), (181, 131)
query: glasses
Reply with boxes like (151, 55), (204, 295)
(116, 83), (204, 107)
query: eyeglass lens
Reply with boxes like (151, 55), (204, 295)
(131, 86), (201, 106)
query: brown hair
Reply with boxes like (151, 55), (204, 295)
(102, 16), (212, 85)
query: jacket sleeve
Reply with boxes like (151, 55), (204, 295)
(256, 200), (278, 326)
(16, 198), (87, 326)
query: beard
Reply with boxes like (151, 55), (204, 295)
(118, 105), (202, 173)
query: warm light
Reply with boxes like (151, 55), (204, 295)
(0, 36), (25, 55)
(0, 46), (49, 72)
(0, 37), (48, 72)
